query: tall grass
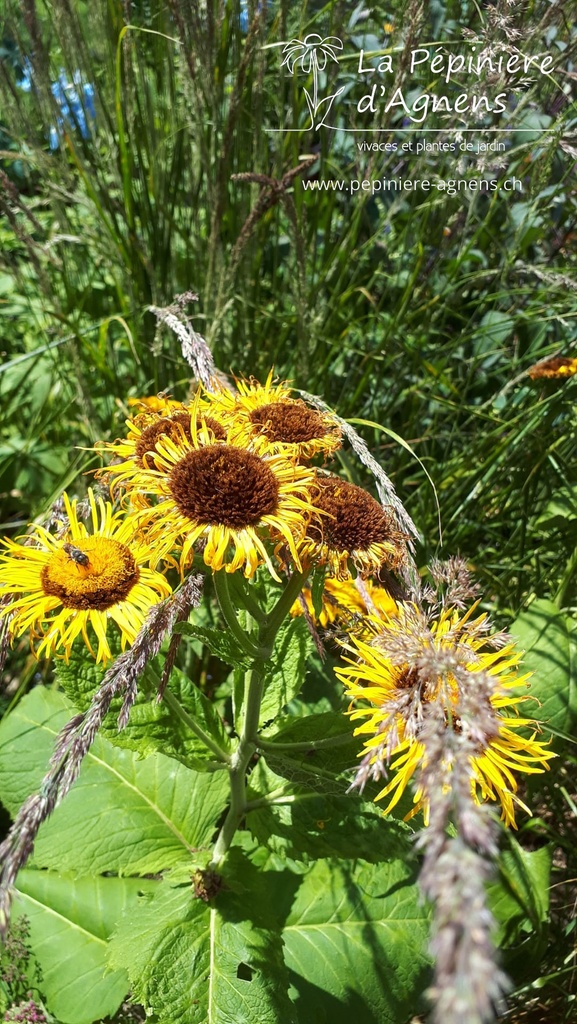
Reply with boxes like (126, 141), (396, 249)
(0, 0), (576, 598)
(0, 2), (576, 1018)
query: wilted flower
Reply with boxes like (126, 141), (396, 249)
(336, 603), (555, 827)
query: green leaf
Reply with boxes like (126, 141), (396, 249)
(487, 841), (552, 979)
(262, 710), (359, 773)
(259, 617), (312, 727)
(248, 756), (413, 863)
(535, 484), (577, 529)
(55, 647), (231, 770)
(472, 311), (515, 351)
(255, 713), (361, 799)
(510, 599), (577, 737)
(310, 566), (328, 619)
(108, 870), (297, 1024)
(13, 868), (156, 1024)
(0, 687), (230, 876)
(282, 858), (430, 1024)
(175, 622), (252, 668)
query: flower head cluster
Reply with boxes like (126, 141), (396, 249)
(291, 576), (398, 629)
(96, 375), (402, 585)
(0, 371), (432, 667)
(336, 602), (554, 828)
(0, 490), (170, 663)
(527, 355), (577, 380)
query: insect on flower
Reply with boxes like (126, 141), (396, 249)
(62, 542), (90, 568)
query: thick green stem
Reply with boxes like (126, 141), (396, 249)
(209, 569), (309, 868)
(260, 568), (309, 650)
(210, 750), (252, 866)
(210, 665), (262, 869)
(213, 570), (260, 658)
(228, 572), (267, 625)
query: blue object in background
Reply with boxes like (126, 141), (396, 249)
(239, 1), (262, 33)
(17, 60), (96, 150)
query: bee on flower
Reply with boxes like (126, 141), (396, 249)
(0, 489), (171, 663)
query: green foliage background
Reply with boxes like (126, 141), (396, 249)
(0, 0), (576, 1022)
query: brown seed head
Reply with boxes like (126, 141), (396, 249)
(135, 412), (225, 465)
(168, 446), (279, 528)
(249, 401), (330, 445)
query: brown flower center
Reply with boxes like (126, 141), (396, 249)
(395, 666), (421, 691)
(168, 445), (279, 528)
(41, 538), (140, 610)
(135, 412), (225, 465)
(309, 478), (397, 552)
(249, 402), (328, 444)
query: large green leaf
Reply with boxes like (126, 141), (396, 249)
(13, 869), (156, 1024)
(175, 622), (252, 668)
(510, 599), (577, 736)
(487, 841), (551, 978)
(259, 617), (312, 727)
(247, 757), (412, 862)
(108, 867), (297, 1024)
(261, 710), (360, 773)
(0, 687), (229, 876)
(55, 649), (231, 770)
(282, 858), (430, 1024)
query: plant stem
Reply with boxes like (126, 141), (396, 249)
(209, 568), (309, 868)
(228, 572), (267, 625)
(245, 791), (322, 811)
(213, 570), (260, 658)
(259, 568), (309, 651)
(554, 546), (577, 608)
(256, 732), (353, 753)
(161, 688), (231, 765)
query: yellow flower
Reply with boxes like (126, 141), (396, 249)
(335, 604), (555, 828)
(205, 371), (342, 461)
(104, 419), (317, 580)
(299, 474), (407, 580)
(0, 490), (171, 663)
(291, 577), (398, 628)
(97, 401), (227, 494)
(527, 355), (577, 380)
(127, 394), (184, 414)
